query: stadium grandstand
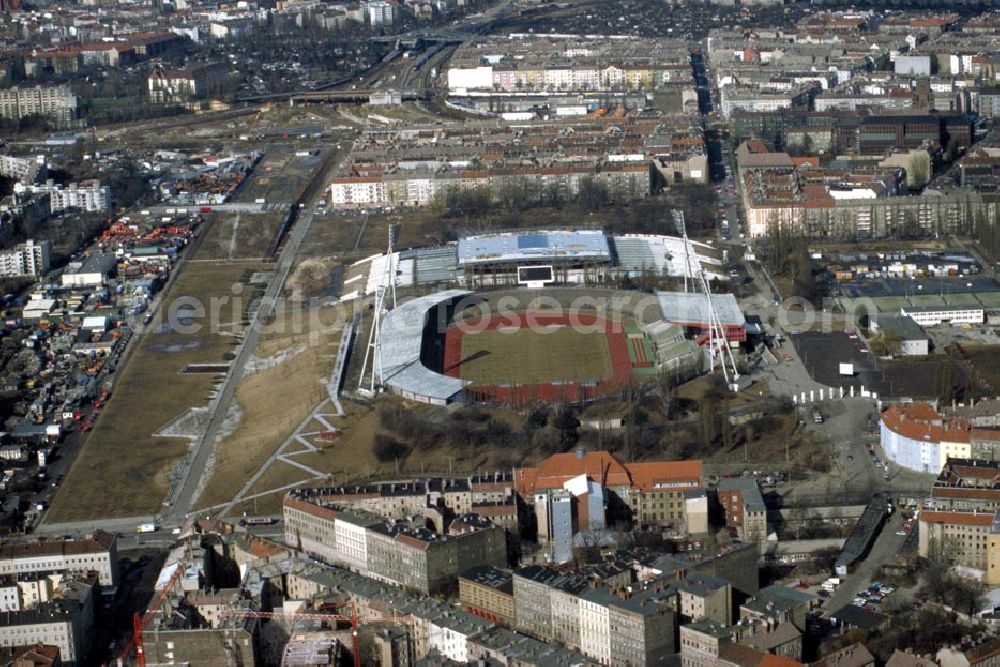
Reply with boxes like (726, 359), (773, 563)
(641, 321), (702, 369)
(337, 229), (725, 299)
(379, 289), (473, 405)
(656, 290), (748, 343)
(457, 230), (612, 287)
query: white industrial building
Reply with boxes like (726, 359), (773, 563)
(899, 304), (983, 327)
(60, 253), (118, 287)
(871, 314), (930, 356)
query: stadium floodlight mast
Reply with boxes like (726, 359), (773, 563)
(358, 224), (400, 397)
(671, 210), (691, 294)
(696, 265), (740, 387)
(672, 209), (739, 387)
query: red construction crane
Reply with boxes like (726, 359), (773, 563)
(114, 564), (186, 667)
(218, 601), (411, 667)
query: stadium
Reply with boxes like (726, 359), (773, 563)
(352, 229), (750, 407)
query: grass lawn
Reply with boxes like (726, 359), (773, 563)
(455, 325), (612, 385)
(46, 261), (265, 523)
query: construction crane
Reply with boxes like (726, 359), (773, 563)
(218, 601), (411, 667)
(115, 564), (186, 667)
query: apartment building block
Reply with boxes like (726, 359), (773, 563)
(140, 627), (258, 667)
(733, 137), (994, 238)
(740, 585), (815, 628)
(919, 509), (1000, 583)
(716, 478), (767, 543)
(14, 180), (111, 213)
(608, 590), (676, 667)
(283, 495), (339, 563)
(280, 475), (516, 534)
(0, 577), (94, 665)
(0, 578), (18, 612)
(0, 85), (77, 125)
(511, 563), (677, 664)
(466, 625), (596, 666)
(937, 635), (1000, 667)
(459, 565), (515, 626)
(147, 62), (229, 103)
(0, 154), (45, 184)
(282, 492), (506, 594)
(329, 161), (651, 210)
(680, 619), (732, 667)
(930, 458), (1000, 511)
(327, 117), (701, 211)
(638, 542), (761, 599)
(0, 192), (51, 228)
(515, 451), (705, 556)
(16, 573), (69, 612)
(677, 571), (732, 625)
(0, 239), (50, 278)
(427, 609), (492, 662)
(0, 531), (118, 587)
(446, 35), (691, 94)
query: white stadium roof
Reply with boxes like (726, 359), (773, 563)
(457, 230), (611, 266)
(379, 289), (473, 403)
(610, 234), (725, 280)
(656, 290), (746, 328)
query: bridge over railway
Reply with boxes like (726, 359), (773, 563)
(236, 88), (435, 104)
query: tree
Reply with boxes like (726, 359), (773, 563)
(868, 329), (902, 357)
(789, 235), (818, 302)
(372, 434), (410, 463)
(934, 353), (964, 403)
(576, 176), (611, 211)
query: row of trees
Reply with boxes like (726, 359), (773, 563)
(761, 223), (822, 303)
(974, 204), (1000, 261)
(374, 403), (581, 467)
(431, 175), (641, 219)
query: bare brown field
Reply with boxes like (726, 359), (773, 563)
(232, 147), (320, 205)
(194, 212), (286, 260)
(47, 261), (264, 522)
(193, 306), (342, 510)
(222, 393), (522, 517)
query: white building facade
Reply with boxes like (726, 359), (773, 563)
(15, 180), (111, 213)
(0, 239), (50, 278)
